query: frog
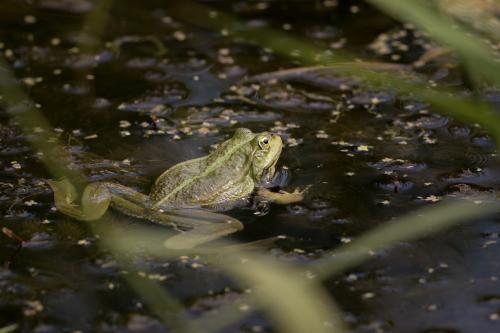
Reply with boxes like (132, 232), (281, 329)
(47, 128), (306, 249)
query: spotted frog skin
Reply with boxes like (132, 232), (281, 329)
(48, 128), (306, 249)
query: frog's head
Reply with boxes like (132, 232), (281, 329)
(250, 130), (283, 183)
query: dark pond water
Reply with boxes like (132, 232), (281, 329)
(1, 0), (500, 332)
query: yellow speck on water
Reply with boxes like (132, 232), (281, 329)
(316, 130), (329, 139)
(147, 274), (168, 281)
(251, 325), (263, 332)
(23, 300), (43, 316)
(119, 120), (131, 128)
(357, 145), (370, 152)
(11, 161), (21, 169)
(256, 2), (268, 10)
(422, 195), (440, 202)
(482, 240), (497, 248)
(426, 304), (438, 312)
(173, 31), (186, 41)
(77, 239), (91, 246)
(489, 312), (499, 321)
(239, 304), (250, 312)
(286, 137), (303, 147)
(23, 77), (42, 86)
(24, 15), (37, 24)
(362, 292), (375, 299)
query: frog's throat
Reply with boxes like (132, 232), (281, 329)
(267, 157), (279, 179)
(259, 154), (279, 182)
(151, 135), (256, 209)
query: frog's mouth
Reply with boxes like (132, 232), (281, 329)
(261, 149), (280, 182)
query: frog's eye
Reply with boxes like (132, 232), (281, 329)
(259, 136), (270, 149)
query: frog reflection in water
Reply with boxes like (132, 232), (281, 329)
(48, 128), (306, 249)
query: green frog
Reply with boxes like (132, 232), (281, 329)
(48, 128), (306, 249)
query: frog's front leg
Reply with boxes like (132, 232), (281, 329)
(256, 186), (310, 205)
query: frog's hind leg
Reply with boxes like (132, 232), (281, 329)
(47, 179), (149, 221)
(112, 200), (244, 250)
(47, 178), (244, 250)
(46, 178), (112, 221)
(161, 209), (244, 250)
(106, 192), (244, 250)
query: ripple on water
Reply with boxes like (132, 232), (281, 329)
(414, 115), (449, 129)
(368, 158), (428, 173)
(439, 167), (487, 183)
(22, 232), (56, 250)
(376, 178), (414, 193)
(126, 57), (158, 69)
(246, 66), (359, 92)
(471, 134), (495, 148)
(444, 183), (496, 201)
(448, 125), (471, 137)
(349, 91), (395, 106)
(465, 152), (493, 168)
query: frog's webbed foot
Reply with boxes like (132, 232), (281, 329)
(257, 185), (310, 205)
(46, 178), (112, 221)
(162, 209), (243, 250)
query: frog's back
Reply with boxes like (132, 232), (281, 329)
(149, 156), (206, 207)
(150, 130), (257, 209)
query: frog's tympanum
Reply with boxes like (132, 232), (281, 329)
(48, 128), (306, 249)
